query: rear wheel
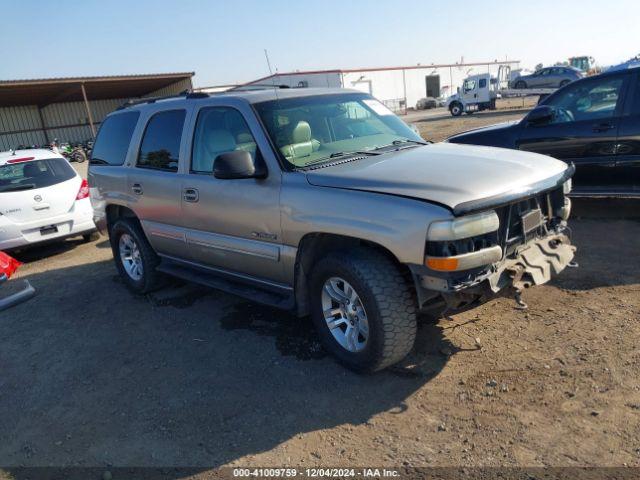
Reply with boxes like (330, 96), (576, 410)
(515, 80), (527, 89)
(109, 218), (162, 294)
(309, 249), (417, 373)
(559, 79), (570, 88)
(450, 102), (463, 117)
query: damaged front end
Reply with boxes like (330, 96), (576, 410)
(412, 179), (576, 315)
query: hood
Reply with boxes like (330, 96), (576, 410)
(304, 143), (569, 215)
(448, 121), (518, 139)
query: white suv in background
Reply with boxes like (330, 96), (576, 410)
(0, 149), (96, 250)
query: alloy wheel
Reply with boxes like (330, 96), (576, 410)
(321, 277), (369, 352)
(119, 233), (144, 281)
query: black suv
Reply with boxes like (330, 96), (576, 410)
(448, 66), (640, 196)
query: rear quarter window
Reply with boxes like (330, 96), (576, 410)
(91, 111), (140, 166)
(0, 158), (76, 192)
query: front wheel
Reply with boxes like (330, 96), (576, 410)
(450, 102), (463, 117)
(309, 249), (417, 373)
(71, 149), (87, 163)
(109, 218), (162, 294)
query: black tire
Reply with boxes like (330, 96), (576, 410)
(559, 79), (570, 88)
(109, 218), (162, 294)
(309, 249), (417, 373)
(71, 150), (87, 163)
(450, 102), (463, 117)
(515, 80), (527, 89)
(82, 231), (100, 243)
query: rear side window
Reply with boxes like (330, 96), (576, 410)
(91, 111), (139, 166)
(0, 158), (76, 193)
(137, 109), (186, 172)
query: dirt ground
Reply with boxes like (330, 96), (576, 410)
(1, 109), (639, 472)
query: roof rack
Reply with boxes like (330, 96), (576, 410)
(116, 90), (210, 110)
(229, 83), (291, 92)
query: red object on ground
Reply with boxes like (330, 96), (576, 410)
(0, 251), (21, 279)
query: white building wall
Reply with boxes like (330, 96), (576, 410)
(261, 62), (519, 113)
(343, 70), (397, 97)
(344, 62), (519, 110)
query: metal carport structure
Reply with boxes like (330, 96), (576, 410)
(0, 72), (194, 150)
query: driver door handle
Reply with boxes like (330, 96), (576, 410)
(183, 187), (199, 203)
(131, 183), (143, 195)
(592, 122), (615, 132)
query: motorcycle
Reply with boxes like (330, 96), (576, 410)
(57, 141), (88, 163)
(0, 252), (35, 311)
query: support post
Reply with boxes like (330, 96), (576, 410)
(80, 83), (96, 138)
(402, 69), (407, 115)
(37, 105), (49, 144)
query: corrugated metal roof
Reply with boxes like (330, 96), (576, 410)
(0, 72), (194, 107)
(0, 72), (194, 86)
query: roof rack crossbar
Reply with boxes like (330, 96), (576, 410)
(116, 90), (210, 110)
(229, 83), (291, 91)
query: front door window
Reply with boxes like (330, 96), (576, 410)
(545, 77), (625, 124)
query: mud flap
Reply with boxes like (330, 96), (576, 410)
(488, 234), (576, 293)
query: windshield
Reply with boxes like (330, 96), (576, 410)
(254, 93), (424, 168)
(0, 158), (76, 193)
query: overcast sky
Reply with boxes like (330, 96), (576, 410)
(1, 0), (638, 87)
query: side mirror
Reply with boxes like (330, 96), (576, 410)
(526, 106), (555, 127)
(213, 150), (266, 179)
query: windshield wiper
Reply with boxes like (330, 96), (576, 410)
(373, 139), (431, 151)
(395, 139), (431, 145)
(299, 150), (382, 168)
(0, 183), (36, 192)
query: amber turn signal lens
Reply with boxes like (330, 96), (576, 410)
(426, 257), (459, 271)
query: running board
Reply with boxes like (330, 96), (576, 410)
(156, 259), (295, 310)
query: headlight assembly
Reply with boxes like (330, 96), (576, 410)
(427, 210), (500, 241)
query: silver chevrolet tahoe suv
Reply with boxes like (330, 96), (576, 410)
(89, 88), (576, 372)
